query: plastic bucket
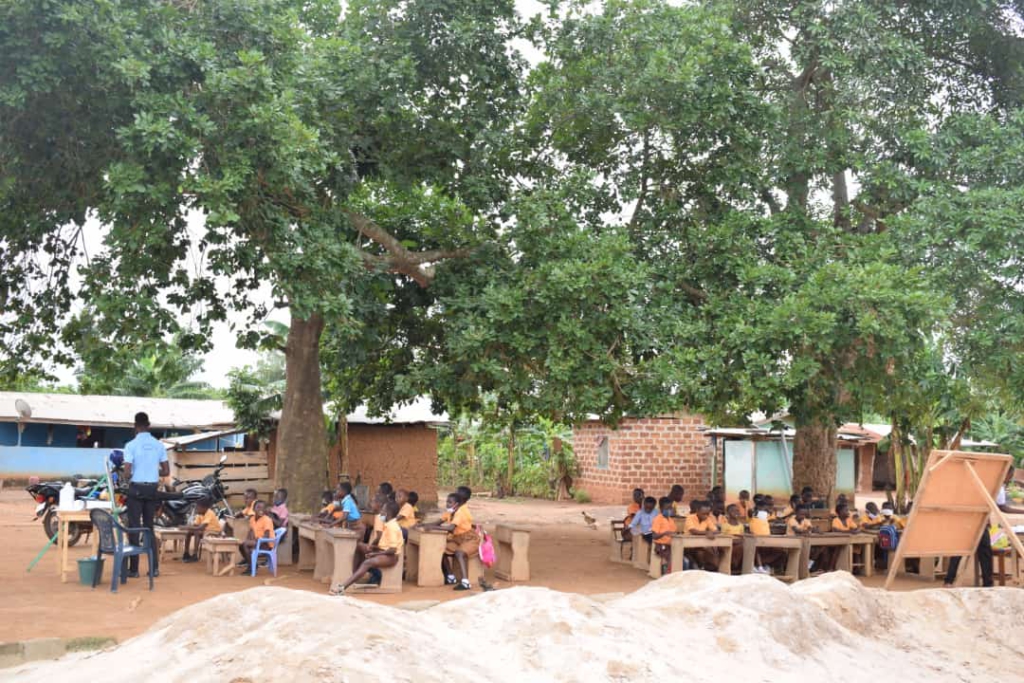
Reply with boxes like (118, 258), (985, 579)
(77, 556), (104, 586)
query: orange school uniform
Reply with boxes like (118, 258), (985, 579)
(684, 515), (718, 534)
(737, 500), (753, 518)
(193, 508), (222, 533)
(832, 517), (858, 532)
(749, 517), (771, 536)
(250, 514), (275, 549)
(720, 521), (745, 536)
(378, 519), (405, 553)
(787, 517), (812, 535)
(651, 514), (676, 545)
(624, 502), (641, 526)
(397, 502), (417, 529)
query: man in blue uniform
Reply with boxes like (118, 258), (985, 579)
(123, 411), (169, 577)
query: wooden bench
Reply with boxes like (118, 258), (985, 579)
(660, 535), (734, 578)
(154, 528), (189, 566)
(406, 528), (448, 587)
(295, 521), (320, 573)
(609, 521), (632, 563)
(849, 533), (875, 577)
(800, 533), (853, 579)
(631, 533), (651, 572)
(326, 528), (361, 592)
(203, 537), (240, 577)
(741, 535), (803, 582)
(314, 524), (334, 583)
(348, 551), (405, 594)
(494, 525), (530, 581)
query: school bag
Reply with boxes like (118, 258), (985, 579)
(878, 524), (899, 550)
(477, 525), (497, 567)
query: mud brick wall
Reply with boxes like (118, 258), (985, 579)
(329, 424), (439, 509)
(573, 415), (711, 505)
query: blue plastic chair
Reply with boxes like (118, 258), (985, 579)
(251, 527), (287, 577)
(89, 509), (155, 593)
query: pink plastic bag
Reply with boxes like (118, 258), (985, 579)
(477, 525), (497, 567)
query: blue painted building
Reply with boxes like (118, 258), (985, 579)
(0, 392), (236, 480)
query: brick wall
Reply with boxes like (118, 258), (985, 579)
(328, 423), (439, 508)
(573, 415), (712, 505)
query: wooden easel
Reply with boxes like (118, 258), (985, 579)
(884, 450), (1024, 589)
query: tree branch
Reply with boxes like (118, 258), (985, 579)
(346, 210), (473, 287)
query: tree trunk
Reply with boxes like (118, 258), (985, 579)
(505, 426), (516, 498)
(275, 313), (328, 513)
(792, 414), (838, 506)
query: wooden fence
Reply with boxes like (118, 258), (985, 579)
(169, 450), (273, 508)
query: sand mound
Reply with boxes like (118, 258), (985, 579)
(7, 573), (1024, 682)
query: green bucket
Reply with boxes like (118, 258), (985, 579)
(77, 556), (105, 586)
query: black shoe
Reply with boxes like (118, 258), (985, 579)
(126, 571), (140, 579)
(152, 569), (160, 578)
(237, 560), (249, 567)
(454, 580), (471, 591)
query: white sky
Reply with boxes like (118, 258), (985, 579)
(48, 0), (549, 389)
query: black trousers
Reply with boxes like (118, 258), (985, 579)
(126, 482), (159, 574)
(945, 527), (993, 587)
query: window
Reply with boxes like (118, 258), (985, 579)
(596, 436), (610, 470)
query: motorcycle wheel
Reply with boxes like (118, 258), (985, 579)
(43, 510), (83, 546)
(155, 508), (177, 528)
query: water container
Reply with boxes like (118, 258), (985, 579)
(59, 482), (75, 510)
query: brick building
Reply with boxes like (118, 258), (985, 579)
(573, 414), (714, 505)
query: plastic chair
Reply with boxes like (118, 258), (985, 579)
(251, 527), (287, 577)
(89, 509), (155, 593)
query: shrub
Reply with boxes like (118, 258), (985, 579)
(573, 489), (592, 504)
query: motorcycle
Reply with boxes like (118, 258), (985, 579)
(155, 454), (234, 527)
(27, 452), (127, 546)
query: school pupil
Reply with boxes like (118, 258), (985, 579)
(669, 484), (685, 517)
(629, 496), (659, 545)
(786, 504), (813, 535)
(395, 488), (417, 539)
(685, 499), (702, 525)
(683, 500), (720, 571)
(738, 490), (752, 519)
(407, 491), (420, 515)
(331, 500), (404, 596)
(712, 499), (727, 526)
(367, 492), (388, 544)
(831, 502), (859, 532)
(238, 488), (258, 518)
(779, 494), (800, 519)
(238, 500), (275, 568)
(721, 503), (746, 573)
(457, 485), (473, 503)
(326, 481), (363, 530)
(650, 497), (676, 573)
(422, 492), (479, 591)
(378, 481), (396, 501)
(622, 488), (644, 542)
(270, 488), (289, 529)
(182, 497), (221, 563)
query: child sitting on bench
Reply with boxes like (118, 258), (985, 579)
(238, 500), (275, 568)
(396, 488), (417, 541)
(330, 500), (404, 596)
(738, 490), (753, 519)
(683, 500), (720, 571)
(650, 496), (676, 573)
(422, 492), (479, 591)
(182, 497), (221, 563)
(629, 496), (659, 545)
(621, 487), (644, 542)
(721, 503), (746, 573)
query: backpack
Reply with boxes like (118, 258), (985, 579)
(477, 525), (497, 567)
(878, 524), (899, 550)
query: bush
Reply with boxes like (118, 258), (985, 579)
(573, 489), (592, 504)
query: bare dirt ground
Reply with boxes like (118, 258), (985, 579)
(1, 489), (1017, 645)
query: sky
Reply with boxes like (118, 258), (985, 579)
(47, 0), (550, 390)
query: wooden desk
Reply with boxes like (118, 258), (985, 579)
(494, 525), (530, 581)
(58, 510), (99, 583)
(203, 537), (240, 577)
(154, 528), (188, 566)
(295, 521), (321, 573)
(326, 528), (360, 591)
(848, 534), (875, 577)
(665, 535), (734, 577)
(800, 534), (853, 579)
(609, 521), (631, 564)
(632, 533), (651, 572)
(406, 528), (448, 587)
(742, 535), (803, 582)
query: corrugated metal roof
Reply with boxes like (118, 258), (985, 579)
(161, 429), (245, 447)
(342, 396), (448, 425)
(0, 392), (236, 430)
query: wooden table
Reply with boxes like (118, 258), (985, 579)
(741, 535), (804, 582)
(154, 528), (189, 566)
(494, 525), (530, 581)
(848, 533), (876, 577)
(326, 528), (360, 591)
(295, 521), (321, 573)
(664, 535), (734, 577)
(406, 528), (448, 586)
(313, 524), (334, 582)
(800, 533), (854, 579)
(58, 509), (99, 583)
(203, 537), (241, 577)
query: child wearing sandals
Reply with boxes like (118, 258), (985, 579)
(422, 491), (479, 591)
(331, 500), (403, 596)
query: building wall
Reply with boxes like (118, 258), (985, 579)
(573, 416), (710, 505)
(331, 424), (439, 508)
(856, 443), (876, 492)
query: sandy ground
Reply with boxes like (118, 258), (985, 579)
(0, 489), (1019, 646)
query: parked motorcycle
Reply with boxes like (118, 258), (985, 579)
(155, 454), (234, 527)
(27, 451), (127, 546)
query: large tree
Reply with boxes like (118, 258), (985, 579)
(0, 0), (528, 510)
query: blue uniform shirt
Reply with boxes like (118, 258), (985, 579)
(341, 494), (361, 521)
(124, 431), (168, 483)
(629, 507), (658, 534)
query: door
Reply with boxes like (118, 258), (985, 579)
(724, 440), (754, 503)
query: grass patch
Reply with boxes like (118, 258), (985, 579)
(65, 636), (117, 652)
(573, 489), (592, 504)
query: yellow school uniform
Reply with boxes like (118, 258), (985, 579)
(684, 515), (718, 534)
(397, 502), (417, 529)
(832, 516), (858, 532)
(786, 517), (812, 535)
(778, 506), (795, 519)
(193, 508), (222, 533)
(882, 516), (906, 530)
(250, 514), (275, 548)
(378, 518), (405, 552)
(651, 514), (676, 545)
(451, 505), (474, 535)
(749, 517), (771, 536)
(737, 500), (752, 518)
(672, 501), (686, 517)
(720, 520), (745, 536)
(625, 502), (641, 526)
